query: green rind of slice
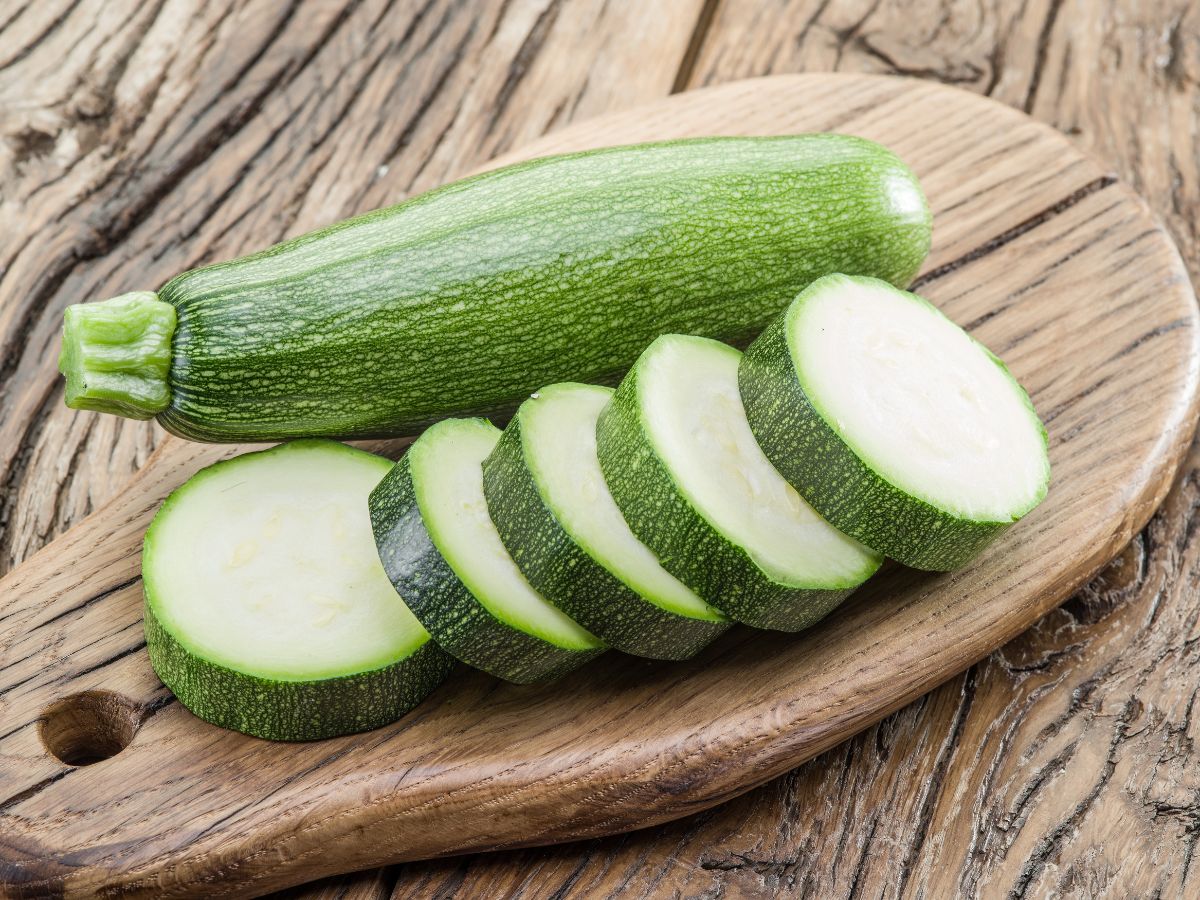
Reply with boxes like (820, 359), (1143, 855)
(144, 601), (454, 741)
(370, 427), (605, 684)
(482, 391), (730, 660)
(596, 343), (878, 632)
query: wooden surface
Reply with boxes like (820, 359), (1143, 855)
(0, 1), (1197, 897)
(2, 71), (1198, 898)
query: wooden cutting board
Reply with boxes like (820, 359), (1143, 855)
(1, 74), (1197, 899)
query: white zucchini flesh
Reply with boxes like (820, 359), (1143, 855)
(642, 337), (877, 586)
(144, 441), (430, 681)
(414, 421), (600, 649)
(793, 277), (1048, 520)
(522, 385), (716, 619)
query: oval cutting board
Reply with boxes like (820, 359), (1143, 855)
(1, 74), (1197, 899)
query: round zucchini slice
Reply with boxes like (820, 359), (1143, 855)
(370, 418), (605, 683)
(596, 334), (881, 631)
(482, 383), (730, 660)
(739, 273), (1051, 570)
(143, 439), (453, 741)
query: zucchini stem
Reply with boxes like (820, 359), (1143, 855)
(59, 292), (176, 419)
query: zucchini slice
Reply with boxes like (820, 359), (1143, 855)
(482, 383), (731, 660)
(596, 335), (881, 631)
(142, 440), (453, 741)
(740, 274), (1050, 571)
(370, 418), (605, 683)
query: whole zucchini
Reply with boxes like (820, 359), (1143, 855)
(58, 135), (931, 441)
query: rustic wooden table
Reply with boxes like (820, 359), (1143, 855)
(1, 1), (1197, 897)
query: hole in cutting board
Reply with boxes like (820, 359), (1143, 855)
(39, 690), (141, 765)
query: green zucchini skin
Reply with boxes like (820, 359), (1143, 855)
(144, 603), (454, 742)
(137, 135), (928, 441)
(482, 403), (731, 660)
(738, 278), (1048, 571)
(595, 351), (874, 633)
(370, 452), (605, 684)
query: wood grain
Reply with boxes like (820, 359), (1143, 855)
(0, 0), (708, 575)
(0, 73), (1195, 898)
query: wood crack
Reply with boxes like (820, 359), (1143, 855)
(382, 11), (477, 169)
(484, 0), (563, 137)
(71, 640), (146, 679)
(856, 34), (984, 85)
(895, 668), (977, 897)
(670, 0), (721, 93)
(0, 2), (30, 39)
(162, 0), (307, 157)
(23, 574), (141, 632)
(1008, 698), (1139, 899)
(1024, 0), (1065, 113)
(913, 174), (1118, 292)
(846, 815), (879, 900)
(0, 0), (82, 71)
(345, 0), (438, 161)
(0, 381), (64, 573)
(698, 850), (802, 875)
(0, 770), (70, 814)
(1109, 319), (1192, 364)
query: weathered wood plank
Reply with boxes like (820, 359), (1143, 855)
(0, 0), (707, 574)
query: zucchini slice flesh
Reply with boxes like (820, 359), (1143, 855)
(598, 334), (881, 632)
(371, 418), (604, 683)
(143, 439), (453, 741)
(646, 337), (879, 585)
(483, 383), (729, 660)
(740, 273), (1050, 570)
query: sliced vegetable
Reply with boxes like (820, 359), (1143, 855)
(142, 440), (453, 741)
(370, 418), (605, 683)
(482, 383), (731, 660)
(596, 335), (881, 631)
(59, 135), (930, 441)
(740, 274), (1051, 571)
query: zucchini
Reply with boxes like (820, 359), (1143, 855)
(370, 418), (605, 683)
(142, 440), (453, 741)
(596, 334), (881, 631)
(58, 135), (930, 441)
(482, 383), (731, 660)
(739, 274), (1050, 571)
